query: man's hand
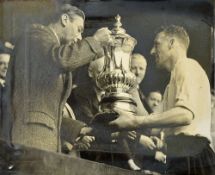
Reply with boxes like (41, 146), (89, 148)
(139, 135), (156, 151)
(126, 131), (137, 141)
(155, 151), (166, 164)
(120, 131), (137, 141)
(93, 27), (113, 46)
(79, 126), (93, 136)
(111, 131), (137, 141)
(150, 136), (164, 150)
(74, 136), (95, 150)
(109, 109), (139, 130)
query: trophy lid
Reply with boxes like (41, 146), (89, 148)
(111, 14), (126, 35)
(111, 14), (137, 49)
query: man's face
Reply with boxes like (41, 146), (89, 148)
(63, 15), (84, 43)
(131, 57), (147, 84)
(0, 54), (10, 79)
(146, 92), (162, 112)
(150, 32), (171, 69)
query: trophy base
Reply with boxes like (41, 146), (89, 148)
(90, 112), (118, 143)
(90, 92), (137, 143)
(100, 92), (137, 113)
(93, 111), (118, 124)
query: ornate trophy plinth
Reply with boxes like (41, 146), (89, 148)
(91, 15), (137, 142)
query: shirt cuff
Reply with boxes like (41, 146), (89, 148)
(175, 100), (195, 119)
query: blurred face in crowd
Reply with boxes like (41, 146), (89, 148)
(146, 91), (162, 112)
(88, 57), (105, 85)
(131, 54), (147, 84)
(61, 14), (84, 43)
(0, 53), (10, 79)
(150, 32), (172, 70)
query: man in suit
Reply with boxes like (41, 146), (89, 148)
(130, 53), (148, 115)
(0, 43), (12, 136)
(3, 4), (112, 153)
(0, 45), (11, 88)
(69, 57), (105, 125)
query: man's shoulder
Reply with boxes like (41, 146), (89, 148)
(174, 58), (202, 76)
(29, 24), (55, 41)
(173, 58), (209, 86)
(30, 24), (50, 33)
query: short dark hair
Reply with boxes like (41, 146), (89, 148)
(55, 4), (85, 21)
(161, 25), (190, 50)
(146, 90), (162, 98)
(0, 41), (12, 55)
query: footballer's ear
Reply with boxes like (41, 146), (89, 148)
(169, 38), (174, 49)
(61, 13), (70, 27)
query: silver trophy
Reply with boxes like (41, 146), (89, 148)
(96, 15), (137, 121)
(94, 15), (137, 123)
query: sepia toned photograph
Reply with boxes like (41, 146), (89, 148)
(0, 0), (214, 174)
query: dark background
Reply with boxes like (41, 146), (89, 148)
(0, 0), (214, 95)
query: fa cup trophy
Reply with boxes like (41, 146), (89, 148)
(91, 15), (137, 141)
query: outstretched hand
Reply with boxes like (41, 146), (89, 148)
(109, 108), (139, 130)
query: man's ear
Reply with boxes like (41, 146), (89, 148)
(61, 14), (70, 27)
(168, 38), (174, 49)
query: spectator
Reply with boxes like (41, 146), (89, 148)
(130, 53), (148, 115)
(69, 57), (105, 125)
(0, 42), (12, 136)
(145, 91), (162, 113)
(0, 44), (11, 87)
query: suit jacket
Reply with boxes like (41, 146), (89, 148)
(68, 83), (99, 125)
(138, 90), (153, 114)
(2, 24), (104, 152)
(0, 80), (5, 135)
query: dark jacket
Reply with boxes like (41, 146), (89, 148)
(68, 83), (99, 125)
(0, 80), (5, 133)
(3, 24), (104, 152)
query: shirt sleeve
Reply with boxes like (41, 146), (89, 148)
(174, 62), (198, 118)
